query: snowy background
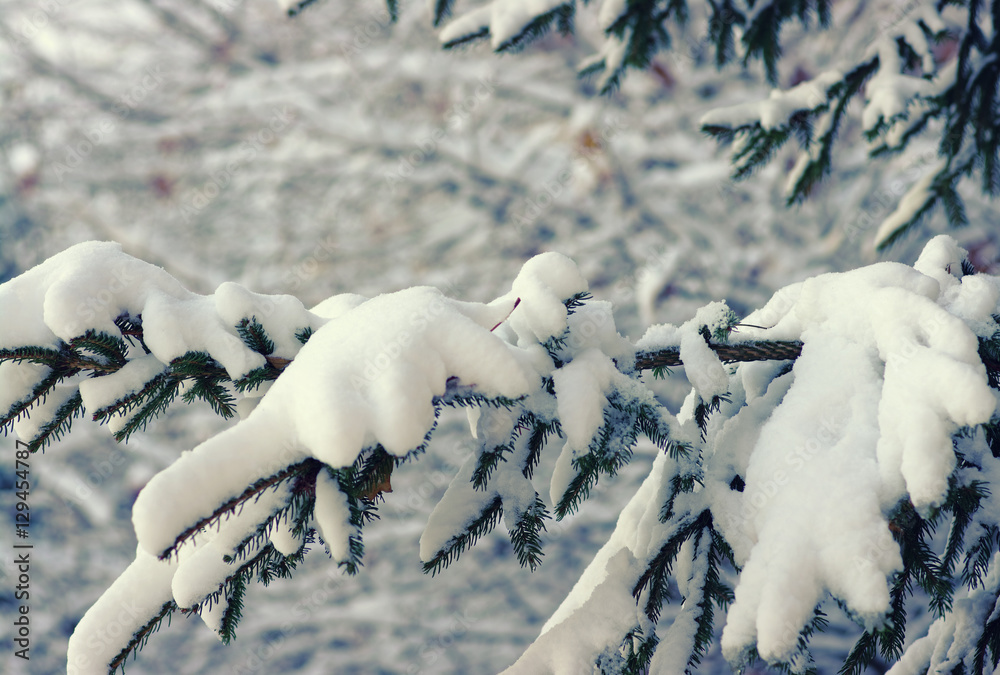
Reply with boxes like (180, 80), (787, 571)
(0, 0), (997, 672)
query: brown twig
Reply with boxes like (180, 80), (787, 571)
(634, 340), (805, 370)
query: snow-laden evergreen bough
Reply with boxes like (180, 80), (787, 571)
(290, 0), (999, 248)
(2, 237), (1000, 674)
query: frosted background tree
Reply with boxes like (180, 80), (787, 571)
(1, 0), (999, 673)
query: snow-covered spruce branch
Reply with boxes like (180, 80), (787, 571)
(3, 237), (1000, 674)
(699, 0), (999, 248)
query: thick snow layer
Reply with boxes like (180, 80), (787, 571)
(0, 361), (50, 417)
(716, 236), (997, 663)
(314, 468), (356, 563)
(886, 553), (1000, 675)
(132, 253), (590, 562)
(494, 251), (589, 344)
(551, 348), (619, 450)
(0, 241), (325, 410)
(505, 452), (678, 674)
(78, 354), (165, 413)
(721, 336), (898, 663)
(11, 382), (78, 440)
(171, 481), (293, 608)
(678, 302), (732, 399)
(66, 545), (176, 675)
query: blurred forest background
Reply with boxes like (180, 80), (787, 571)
(0, 0), (997, 672)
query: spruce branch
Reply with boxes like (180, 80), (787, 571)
(1, 367), (63, 437)
(423, 495), (504, 575)
(107, 601), (177, 675)
(509, 493), (550, 570)
(632, 510), (710, 623)
(26, 391), (84, 453)
(635, 340), (804, 370)
(161, 459), (323, 560)
(236, 316), (275, 356)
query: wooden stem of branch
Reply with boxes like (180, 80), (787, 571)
(634, 340), (805, 370)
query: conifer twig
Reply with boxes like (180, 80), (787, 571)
(161, 459), (323, 560)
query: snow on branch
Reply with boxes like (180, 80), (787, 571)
(3, 236), (1000, 673)
(698, 0), (999, 248)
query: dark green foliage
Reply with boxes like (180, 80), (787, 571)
(687, 529), (736, 667)
(974, 586), (1000, 672)
(742, 0), (831, 84)
(694, 392), (730, 440)
(620, 626), (659, 674)
(294, 326), (314, 344)
(1, 347), (85, 439)
(563, 291), (592, 314)
(979, 330), (1000, 389)
(471, 412), (560, 488)
(555, 394), (650, 519)
(181, 375), (236, 418)
(236, 317), (275, 356)
(940, 479), (989, 579)
(25, 391), (84, 452)
(633, 510), (708, 623)
(106, 373), (182, 443)
(495, 4), (575, 53)
(842, 499), (952, 674)
(422, 495), (505, 575)
(708, 0), (744, 68)
(211, 538), (310, 644)
(509, 493), (550, 570)
(233, 365), (280, 393)
(436, 389), (523, 410)
(472, 441), (512, 490)
(71, 330), (129, 367)
(432, 0), (453, 26)
(164, 459), (323, 560)
(352, 445), (401, 501)
(520, 414), (560, 480)
(786, 59), (880, 203)
(108, 601), (177, 675)
(962, 524), (999, 589)
(984, 418), (1000, 459)
(441, 26), (489, 49)
(660, 471), (700, 522)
